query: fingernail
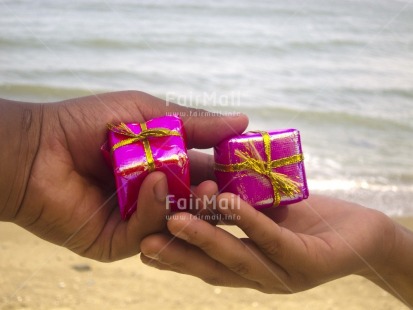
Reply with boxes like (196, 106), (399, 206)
(176, 231), (189, 241)
(144, 253), (160, 261)
(153, 177), (168, 203)
(179, 233), (189, 241)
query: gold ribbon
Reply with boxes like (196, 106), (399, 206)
(215, 131), (303, 207)
(107, 122), (181, 172)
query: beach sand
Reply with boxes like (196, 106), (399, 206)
(1, 218), (411, 310)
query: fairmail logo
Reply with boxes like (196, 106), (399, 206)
(165, 91), (241, 108)
(165, 194), (241, 212)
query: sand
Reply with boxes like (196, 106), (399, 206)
(1, 218), (411, 310)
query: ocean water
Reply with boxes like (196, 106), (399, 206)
(1, 0), (412, 215)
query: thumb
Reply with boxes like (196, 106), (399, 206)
(129, 91), (249, 149)
(113, 172), (170, 259)
(183, 110), (249, 149)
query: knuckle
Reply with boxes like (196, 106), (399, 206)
(260, 239), (283, 258)
(227, 261), (250, 276)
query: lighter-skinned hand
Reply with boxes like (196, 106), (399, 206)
(140, 193), (413, 305)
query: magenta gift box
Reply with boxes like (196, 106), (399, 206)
(214, 129), (309, 209)
(104, 115), (190, 220)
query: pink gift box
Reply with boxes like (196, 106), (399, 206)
(214, 129), (309, 209)
(104, 115), (190, 220)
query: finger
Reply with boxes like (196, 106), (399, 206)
(188, 180), (219, 224)
(140, 233), (260, 289)
(216, 193), (309, 266)
(188, 150), (215, 184)
(111, 172), (170, 259)
(260, 205), (290, 224)
(166, 212), (289, 285)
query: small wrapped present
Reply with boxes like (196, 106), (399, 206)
(214, 129), (309, 209)
(104, 115), (190, 219)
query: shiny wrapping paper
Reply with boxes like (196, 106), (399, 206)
(214, 129), (309, 209)
(105, 115), (190, 220)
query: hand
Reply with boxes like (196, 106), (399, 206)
(140, 194), (410, 297)
(0, 91), (248, 261)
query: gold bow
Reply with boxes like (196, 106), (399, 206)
(215, 131), (303, 207)
(107, 122), (181, 172)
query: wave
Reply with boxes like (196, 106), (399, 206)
(0, 36), (372, 53)
(216, 104), (413, 131)
(0, 84), (107, 101)
(309, 179), (413, 192)
(309, 179), (413, 216)
(0, 37), (148, 49)
(282, 39), (365, 52)
(0, 36), (281, 51)
(275, 86), (413, 100)
(3, 83), (412, 132)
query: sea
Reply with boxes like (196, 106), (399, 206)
(1, 0), (412, 216)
